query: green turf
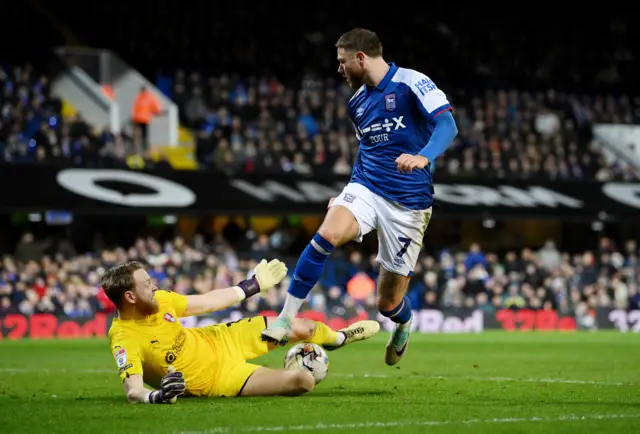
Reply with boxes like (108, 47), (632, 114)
(1, 332), (639, 433)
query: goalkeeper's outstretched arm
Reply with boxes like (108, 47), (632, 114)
(183, 259), (287, 316)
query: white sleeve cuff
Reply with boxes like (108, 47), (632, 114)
(233, 286), (246, 302)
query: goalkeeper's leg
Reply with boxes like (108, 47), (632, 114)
(277, 317), (380, 351)
(261, 204), (361, 346)
(237, 318), (380, 397)
(239, 367), (315, 397)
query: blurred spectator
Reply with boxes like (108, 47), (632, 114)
(14, 232), (48, 263)
(132, 85), (163, 148)
(538, 240), (561, 271)
(535, 107), (560, 139)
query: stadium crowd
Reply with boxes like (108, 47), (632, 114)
(10, 3), (639, 179)
(0, 64), (171, 170)
(171, 72), (637, 180)
(1, 231), (638, 321)
(1, 63), (637, 181)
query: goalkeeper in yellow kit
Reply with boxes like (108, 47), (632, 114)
(103, 259), (379, 404)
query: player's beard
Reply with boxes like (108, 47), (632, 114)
(138, 298), (160, 316)
(346, 70), (365, 89)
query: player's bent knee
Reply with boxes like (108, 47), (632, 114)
(317, 226), (346, 247)
(291, 318), (315, 341)
(318, 206), (359, 246)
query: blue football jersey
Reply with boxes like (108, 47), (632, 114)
(348, 62), (452, 210)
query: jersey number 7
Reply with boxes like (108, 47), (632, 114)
(396, 237), (411, 258)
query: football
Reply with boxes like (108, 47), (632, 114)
(284, 343), (329, 384)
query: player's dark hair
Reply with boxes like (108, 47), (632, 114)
(335, 28), (383, 57)
(101, 261), (145, 309)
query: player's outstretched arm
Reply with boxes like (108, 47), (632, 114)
(183, 259), (287, 316)
(123, 369), (186, 404)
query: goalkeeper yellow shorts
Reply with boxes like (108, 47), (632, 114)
(196, 316), (270, 397)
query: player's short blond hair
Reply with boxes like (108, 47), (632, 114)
(101, 261), (146, 309)
(335, 28), (383, 57)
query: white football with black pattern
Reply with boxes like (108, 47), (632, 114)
(284, 343), (329, 384)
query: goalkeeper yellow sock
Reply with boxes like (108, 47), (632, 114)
(308, 322), (345, 346)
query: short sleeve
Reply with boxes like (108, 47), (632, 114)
(155, 290), (188, 317)
(407, 71), (452, 119)
(110, 339), (143, 381)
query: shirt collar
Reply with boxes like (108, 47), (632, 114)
(374, 62), (398, 92)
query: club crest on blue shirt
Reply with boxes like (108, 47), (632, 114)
(385, 93), (396, 111)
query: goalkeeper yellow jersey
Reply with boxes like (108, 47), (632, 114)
(108, 290), (217, 396)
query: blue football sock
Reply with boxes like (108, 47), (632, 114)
(279, 233), (334, 320)
(380, 296), (413, 325)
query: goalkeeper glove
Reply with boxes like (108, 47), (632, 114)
(237, 259), (288, 299)
(147, 367), (186, 404)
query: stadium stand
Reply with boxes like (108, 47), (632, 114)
(46, 3), (640, 93)
(0, 65), (156, 168)
(1, 3), (637, 180)
(168, 73), (638, 179)
(2, 65), (637, 179)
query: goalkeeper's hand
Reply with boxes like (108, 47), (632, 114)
(254, 259), (288, 294)
(237, 259), (288, 298)
(148, 367), (186, 404)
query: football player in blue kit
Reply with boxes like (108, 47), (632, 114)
(263, 28), (458, 365)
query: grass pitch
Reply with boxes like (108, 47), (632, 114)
(1, 332), (639, 433)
